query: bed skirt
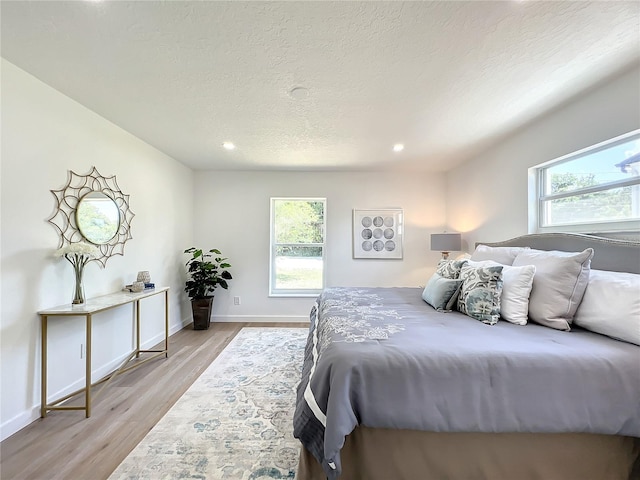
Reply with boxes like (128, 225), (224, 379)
(297, 427), (640, 480)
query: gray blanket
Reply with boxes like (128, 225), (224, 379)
(293, 287), (640, 479)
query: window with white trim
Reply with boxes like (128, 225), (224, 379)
(269, 198), (326, 297)
(530, 130), (640, 233)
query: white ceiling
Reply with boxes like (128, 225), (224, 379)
(2, 1), (639, 172)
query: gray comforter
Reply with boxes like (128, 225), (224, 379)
(293, 287), (640, 479)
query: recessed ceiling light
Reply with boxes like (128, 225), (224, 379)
(393, 144), (404, 152)
(222, 142), (235, 150)
(289, 86), (310, 100)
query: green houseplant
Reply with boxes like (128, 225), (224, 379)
(184, 247), (232, 330)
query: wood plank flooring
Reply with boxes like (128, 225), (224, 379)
(0, 322), (309, 480)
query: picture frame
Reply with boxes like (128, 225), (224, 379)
(353, 208), (403, 259)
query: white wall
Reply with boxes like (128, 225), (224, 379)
(193, 171), (447, 321)
(0, 60), (195, 440)
(446, 65), (640, 250)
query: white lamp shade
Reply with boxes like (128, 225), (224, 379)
(430, 233), (462, 252)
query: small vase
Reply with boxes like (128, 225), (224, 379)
(137, 271), (151, 283)
(72, 265), (85, 304)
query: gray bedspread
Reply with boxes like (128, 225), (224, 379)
(293, 287), (640, 479)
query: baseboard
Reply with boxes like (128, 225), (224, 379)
(212, 315), (309, 323)
(0, 320), (189, 442)
(1, 409), (38, 443)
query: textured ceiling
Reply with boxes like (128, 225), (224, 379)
(2, 1), (639, 172)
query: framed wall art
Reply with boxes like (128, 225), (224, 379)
(353, 208), (403, 259)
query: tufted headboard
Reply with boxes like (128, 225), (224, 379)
(477, 233), (640, 274)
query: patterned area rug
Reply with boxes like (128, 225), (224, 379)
(109, 327), (309, 480)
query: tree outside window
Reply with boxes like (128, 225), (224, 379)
(534, 130), (640, 232)
(270, 198), (326, 296)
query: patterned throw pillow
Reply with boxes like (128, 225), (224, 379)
(436, 259), (468, 279)
(468, 260), (536, 325)
(457, 264), (504, 325)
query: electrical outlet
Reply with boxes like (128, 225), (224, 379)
(233, 296), (241, 305)
(80, 343), (84, 359)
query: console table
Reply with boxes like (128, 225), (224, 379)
(38, 287), (170, 418)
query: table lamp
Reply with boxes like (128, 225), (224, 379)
(430, 233), (462, 259)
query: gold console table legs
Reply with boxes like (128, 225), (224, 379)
(39, 288), (170, 418)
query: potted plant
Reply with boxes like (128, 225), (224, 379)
(184, 247), (232, 330)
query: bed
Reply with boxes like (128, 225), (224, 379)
(293, 233), (640, 480)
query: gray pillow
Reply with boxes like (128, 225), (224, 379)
(457, 264), (504, 325)
(512, 248), (594, 331)
(422, 273), (463, 311)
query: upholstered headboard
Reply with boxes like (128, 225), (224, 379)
(477, 233), (640, 274)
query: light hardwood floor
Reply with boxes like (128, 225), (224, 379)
(0, 322), (309, 480)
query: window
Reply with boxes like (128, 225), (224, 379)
(270, 198), (326, 296)
(530, 130), (640, 233)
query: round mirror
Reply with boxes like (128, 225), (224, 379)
(76, 192), (121, 244)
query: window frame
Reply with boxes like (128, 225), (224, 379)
(269, 197), (327, 297)
(529, 129), (640, 234)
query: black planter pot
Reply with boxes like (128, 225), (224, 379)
(191, 296), (214, 330)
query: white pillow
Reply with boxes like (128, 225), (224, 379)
(573, 269), (640, 346)
(512, 248), (594, 331)
(470, 245), (530, 266)
(469, 260), (536, 325)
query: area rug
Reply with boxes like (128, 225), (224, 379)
(109, 327), (309, 480)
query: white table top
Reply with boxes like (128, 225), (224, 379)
(38, 287), (170, 315)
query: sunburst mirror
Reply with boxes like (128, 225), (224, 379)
(47, 167), (135, 267)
